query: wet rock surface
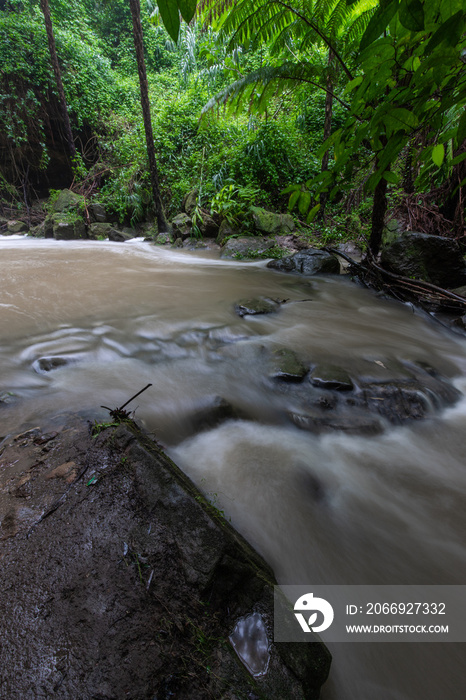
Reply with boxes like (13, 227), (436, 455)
(221, 237), (275, 259)
(0, 417), (330, 700)
(234, 297), (281, 317)
(267, 249), (340, 276)
(272, 358), (461, 435)
(381, 232), (466, 288)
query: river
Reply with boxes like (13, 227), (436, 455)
(1, 237), (466, 699)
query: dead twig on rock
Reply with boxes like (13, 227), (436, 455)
(101, 383), (153, 421)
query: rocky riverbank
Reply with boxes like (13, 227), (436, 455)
(0, 415), (330, 699)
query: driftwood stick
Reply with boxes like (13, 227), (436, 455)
(118, 383), (153, 411)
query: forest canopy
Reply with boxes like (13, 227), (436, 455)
(0, 0), (465, 252)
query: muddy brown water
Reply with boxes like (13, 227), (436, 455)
(2, 237), (466, 700)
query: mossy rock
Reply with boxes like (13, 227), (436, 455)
(88, 222), (111, 239)
(47, 212), (86, 240)
(270, 348), (308, 381)
(6, 220), (28, 234)
(250, 206), (295, 235)
(52, 189), (85, 213)
(221, 236), (274, 259)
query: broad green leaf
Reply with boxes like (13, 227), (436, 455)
(399, 0), (425, 32)
(281, 184), (300, 195)
(382, 107), (418, 137)
(425, 11), (465, 54)
(432, 144), (445, 166)
(440, 0), (463, 23)
(457, 109), (466, 146)
(288, 189), (301, 211)
(298, 190), (312, 215)
(382, 171), (400, 184)
(360, 0), (399, 52)
(177, 0), (196, 24)
(306, 204), (321, 223)
(451, 152), (466, 166)
(316, 129), (342, 160)
(344, 76), (363, 94)
(157, 0), (180, 42)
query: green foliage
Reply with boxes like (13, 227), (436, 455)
(210, 183), (260, 225)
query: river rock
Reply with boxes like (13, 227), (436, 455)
(216, 219), (239, 245)
(182, 188), (199, 216)
(270, 348), (308, 381)
(310, 364), (354, 391)
(53, 217), (86, 240)
(154, 231), (173, 245)
(33, 356), (72, 373)
(235, 297), (280, 317)
(6, 220), (28, 234)
(199, 211), (219, 238)
(88, 222), (111, 239)
(108, 227), (134, 242)
(52, 189), (84, 213)
(88, 202), (107, 223)
(381, 232), (466, 288)
(272, 357), (461, 435)
(221, 236), (274, 259)
(267, 248), (340, 275)
(250, 206), (295, 235)
(172, 212), (192, 239)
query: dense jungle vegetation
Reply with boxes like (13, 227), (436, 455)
(0, 0), (465, 253)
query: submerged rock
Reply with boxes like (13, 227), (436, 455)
(267, 248), (340, 276)
(310, 364), (354, 391)
(270, 348), (308, 381)
(273, 357), (461, 435)
(381, 232), (466, 288)
(33, 356), (72, 373)
(235, 297), (281, 317)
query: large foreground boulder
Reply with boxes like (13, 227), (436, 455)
(0, 418), (331, 699)
(381, 231), (466, 288)
(267, 248), (340, 275)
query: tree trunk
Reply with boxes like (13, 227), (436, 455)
(39, 0), (75, 160)
(129, 0), (168, 233)
(319, 50), (334, 219)
(368, 173), (388, 257)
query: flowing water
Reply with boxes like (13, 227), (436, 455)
(1, 237), (466, 699)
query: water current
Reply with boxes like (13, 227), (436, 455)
(1, 237), (466, 699)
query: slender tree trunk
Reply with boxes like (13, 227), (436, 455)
(368, 171), (388, 257)
(39, 0), (75, 160)
(319, 50), (334, 219)
(129, 0), (168, 233)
